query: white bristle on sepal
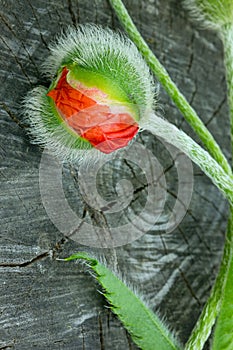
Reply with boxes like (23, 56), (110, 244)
(23, 25), (158, 163)
(42, 24), (156, 122)
(22, 86), (119, 165)
(183, 0), (233, 31)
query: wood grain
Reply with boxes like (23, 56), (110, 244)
(0, 0), (230, 349)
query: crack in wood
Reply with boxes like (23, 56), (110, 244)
(0, 345), (14, 350)
(52, 237), (67, 258)
(0, 13), (40, 76)
(98, 314), (105, 350)
(184, 210), (212, 252)
(0, 102), (28, 129)
(125, 329), (133, 350)
(205, 96), (227, 127)
(193, 187), (228, 221)
(81, 324), (86, 350)
(93, 0), (98, 24)
(187, 32), (195, 74)
(67, 165), (115, 245)
(25, 0), (49, 51)
(0, 35), (33, 86)
(67, 0), (77, 25)
(0, 0), (228, 348)
(189, 81), (198, 106)
(0, 238), (67, 267)
(76, 0), (80, 24)
(0, 251), (50, 267)
(159, 233), (169, 255)
(179, 267), (202, 306)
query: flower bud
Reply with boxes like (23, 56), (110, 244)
(24, 25), (155, 162)
(184, 0), (233, 30)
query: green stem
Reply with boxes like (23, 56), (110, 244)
(222, 26), (233, 164)
(109, 0), (232, 176)
(184, 25), (233, 350)
(209, 25), (233, 350)
(143, 114), (233, 206)
(212, 206), (233, 349)
(184, 206), (233, 350)
(109, 2), (233, 348)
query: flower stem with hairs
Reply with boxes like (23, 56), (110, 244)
(109, 0), (232, 176)
(109, 1), (233, 349)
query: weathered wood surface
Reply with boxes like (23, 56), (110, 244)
(0, 0), (230, 349)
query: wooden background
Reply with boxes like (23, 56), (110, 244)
(0, 0), (230, 349)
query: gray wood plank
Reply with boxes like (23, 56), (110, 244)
(0, 0), (230, 349)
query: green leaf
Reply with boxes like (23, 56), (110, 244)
(64, 252), (182, 350)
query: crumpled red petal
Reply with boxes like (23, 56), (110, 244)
(47, 68), (97, 118)
(47, 67), (139, 154)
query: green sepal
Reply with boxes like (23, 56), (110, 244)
(59, 54), (147, 120)
(67, 64), (139, 121)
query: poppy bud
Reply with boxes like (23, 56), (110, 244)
(184, 0), (233, 30)
(24, 25), (155, 162)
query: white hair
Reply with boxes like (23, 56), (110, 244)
(24, 25), (156, 163)
(183, 0), (233, 30)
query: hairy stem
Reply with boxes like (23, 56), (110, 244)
(209, 25), (233, 350)
(145, 112), (233, 349)
(184, 205), (233, 350)
(109, 0), (231, 175)
(182, 25), (233, 350)
(222, 26), (233, 164)
(212, 205), (233, 349)
(109, 2), (233, 348)
(142, 114), (233, 205)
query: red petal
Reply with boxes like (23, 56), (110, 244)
(82, 123), (139, 153)
(47, 68), (97, 118)
(47, 67), (139, 153)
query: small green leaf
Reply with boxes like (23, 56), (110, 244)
(64, 252), (181, 350)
